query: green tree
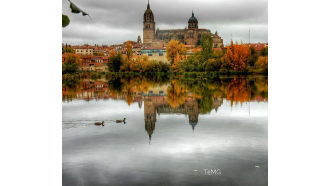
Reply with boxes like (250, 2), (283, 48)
(261, 46), (268, 56)
(108, 54), (123, 72)
(200, 33), (213, 60)
(248, 46), (258, 67)
(204, 58), (221, 72)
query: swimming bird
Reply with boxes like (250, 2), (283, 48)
(116, 118), (126, 123)
(94, 121), (104, 126)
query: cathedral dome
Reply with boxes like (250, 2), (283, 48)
(188, 12), (198, 23)
(188, 11), (198, 29)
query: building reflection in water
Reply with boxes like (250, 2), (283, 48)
(144, 94), (224, 141)
(63, 76), (267, 142)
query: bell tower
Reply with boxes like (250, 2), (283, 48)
(143, 0), (155, 44)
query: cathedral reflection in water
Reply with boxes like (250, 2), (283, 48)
(63, 76), (267, 142)
(143, 94), (223, 141)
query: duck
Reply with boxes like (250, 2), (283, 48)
(116, 118), (126, 123)
(94, 121), (104, 126)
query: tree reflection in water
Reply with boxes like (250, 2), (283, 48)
(63, 75), (267, 107)
(63, 75), (267, 140)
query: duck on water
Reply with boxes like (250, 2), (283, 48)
(115, 118), (126, 123)
(94, 118), (126, 126)
(94, 121), (104, 126)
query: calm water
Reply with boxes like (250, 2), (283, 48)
(63, 75), (268, 186)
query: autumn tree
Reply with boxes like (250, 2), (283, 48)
(109, 50), (116, 57)
(255, 56), (268, 73)
(166, 40), (186, 70)
(224, 41), (251, 71)
(126, 41), (133, 61)
(63, 53), (81, 74)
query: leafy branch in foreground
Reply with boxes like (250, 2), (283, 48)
(62, 0), (90, 28)
(62, 14), (70, 27)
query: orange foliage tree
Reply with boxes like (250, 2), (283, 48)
(166, 40), (186, 70)
(126, 41), (133, 61)
(224, 41), (251, 71)
(255, 56), (268, 72)
(109, 49), (116, 57)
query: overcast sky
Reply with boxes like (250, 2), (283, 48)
(62, 0), (268, 46)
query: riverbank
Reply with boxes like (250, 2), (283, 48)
(63, 70), (268, 80)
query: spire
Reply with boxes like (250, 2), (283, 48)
(137, 35), (142, 43)
(147, 0), (150, 9)
(192, 10), (194, 17)
(215, 30), (218, 35)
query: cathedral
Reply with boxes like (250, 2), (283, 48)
(143, 1), (223, 48)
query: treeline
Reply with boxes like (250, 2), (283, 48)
(62, 34), (268, 75)
(170, 34), (268, 74)
(107, 53), (170, 73)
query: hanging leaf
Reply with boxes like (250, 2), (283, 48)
(69, 0), (89, 17)
(63, 0), (91, 27)
(62, 14), (70, 27)
(82, 11), (88, 16)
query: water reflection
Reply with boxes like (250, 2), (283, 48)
(62, 75), (268, 186)
(62, 76), (267, 110)
(63, 75), (267, 138)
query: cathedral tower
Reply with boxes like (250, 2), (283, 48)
(143, 0), (155, 44)
(144, 98), (156, 142)
(188, 11), (198, 29)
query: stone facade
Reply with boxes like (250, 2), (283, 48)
(143, 2), (223, 48)
(74, 47), (93, 55)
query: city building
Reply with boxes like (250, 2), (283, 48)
(73, 46), (94, 55)
(140, 47), (168, 63)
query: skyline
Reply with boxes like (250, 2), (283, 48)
(62, 0), (268, 45)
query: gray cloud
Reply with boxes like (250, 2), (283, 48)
(62, 0), (268, 45)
